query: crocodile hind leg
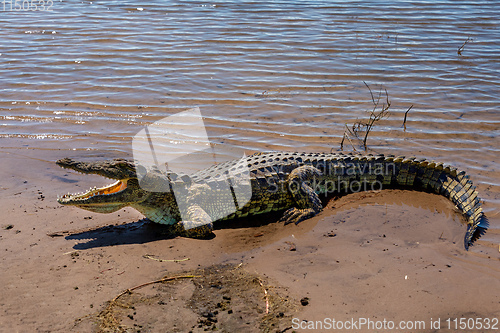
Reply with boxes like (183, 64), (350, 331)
(280, 165), (323, 225)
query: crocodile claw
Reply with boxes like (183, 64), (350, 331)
(279, 207), (317, 225)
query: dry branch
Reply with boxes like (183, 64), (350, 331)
(340, 82), (391, 151)
(403, 105), (413, 130)
(458, 37), (472, 56)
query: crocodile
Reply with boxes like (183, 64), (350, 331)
(56, 152), (486, 249)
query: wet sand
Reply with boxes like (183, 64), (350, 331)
(1, 153), (498, 332)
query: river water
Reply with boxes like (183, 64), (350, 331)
(0, 1), (499, 253)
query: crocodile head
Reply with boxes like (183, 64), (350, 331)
(56, 158), (149, 213)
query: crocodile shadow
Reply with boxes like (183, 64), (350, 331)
(64, 212), (284, 250)
(64, 219), (179, 250)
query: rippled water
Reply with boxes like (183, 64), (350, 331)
(1, 1), (499, 250)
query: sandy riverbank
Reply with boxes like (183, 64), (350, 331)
(0, 152), (499, 332)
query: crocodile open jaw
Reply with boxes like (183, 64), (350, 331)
(58, 180), (128, 204)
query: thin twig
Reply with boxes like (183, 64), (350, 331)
(143, 254), (190, 263)
(257, 279), (269, 314)
(384, 88), (390, 108)
(344, 124), (357, 151)
(111, 275), (199, 304)
(403, 105), (413, 130)
(363, 81), (375, 105)
(457, 37), (472, 56)
(362, 87), (390, 150)
(349, 122), (358, 136)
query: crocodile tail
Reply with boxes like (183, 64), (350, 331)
(383, 156), (485, 250)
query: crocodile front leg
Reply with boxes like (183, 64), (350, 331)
(280, 165), (323, 225)
(171, 204), (214, 238)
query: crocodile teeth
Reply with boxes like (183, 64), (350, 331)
(58, 180), (127, 202)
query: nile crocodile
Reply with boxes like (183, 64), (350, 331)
(56, 152), (486, 249)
